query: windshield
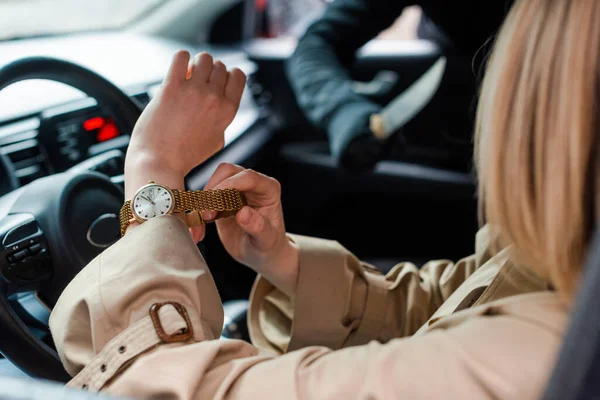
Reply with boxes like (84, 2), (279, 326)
(0, 0), (168, 41)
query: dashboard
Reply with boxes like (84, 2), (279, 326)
(0, 93), (147, 187)
(0, 32), (260, 195)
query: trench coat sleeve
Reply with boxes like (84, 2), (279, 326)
(248, 229), (494, 353)
(49, 217), (563, 399)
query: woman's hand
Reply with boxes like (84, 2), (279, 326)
(204, 163), (299, 297)
(124, 51), (246, 241)
(126, 51), (246, 182)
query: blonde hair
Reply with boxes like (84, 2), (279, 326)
(475, 0), (600, 299)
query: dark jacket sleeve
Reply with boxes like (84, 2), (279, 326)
(285, 0), (408, 161)
(286, 0), (512, 164)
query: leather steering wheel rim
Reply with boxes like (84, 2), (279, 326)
(0, 57), (141, 129)
(0, 57), (141, 381)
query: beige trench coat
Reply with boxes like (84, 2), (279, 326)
(49, 216), (568, 399)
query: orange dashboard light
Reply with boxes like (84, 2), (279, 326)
(83, 116), (106, 131)
(97, 122), (119, 142)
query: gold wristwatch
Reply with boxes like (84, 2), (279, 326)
(119, 181), (246, 236)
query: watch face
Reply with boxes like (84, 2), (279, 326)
(132, 184), (174, 221)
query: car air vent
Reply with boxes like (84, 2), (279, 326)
(0, 118), (48, 186)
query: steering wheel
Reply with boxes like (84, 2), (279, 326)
(0, 57), (142, 381)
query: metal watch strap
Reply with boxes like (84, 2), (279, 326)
(120, 189), (246, 236)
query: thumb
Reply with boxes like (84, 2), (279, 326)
(235, 206), (275, 251)
(189, 225), (206, 243)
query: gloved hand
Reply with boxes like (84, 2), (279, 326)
(328, 104), (385, 173)
(339, 130), (385, 172)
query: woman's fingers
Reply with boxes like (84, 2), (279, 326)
(189, 225), (206, 244)
(235, 206), (275, 251)
(203, 163), (245, 222)
(203, 163), (280, 222)
(208, 61), (227, 92)
(225, 68), (247, 107)
(214, 169), (280, 200)
(165, 50), (191, 86)
(204, 163), (245, 190)
(180, 52), (244, 105)
(202, 210), (218, 222)
(188, 52), (214, 84)
(166, 52), (245, 97)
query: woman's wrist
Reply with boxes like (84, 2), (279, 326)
(124, 149), (186, 199)
(257, 238), (300, 298)
(123, 150), (186, 235)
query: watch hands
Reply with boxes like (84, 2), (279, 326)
(140, 195), (156, 205)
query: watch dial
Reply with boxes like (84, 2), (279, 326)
(132, 185), (173, 221)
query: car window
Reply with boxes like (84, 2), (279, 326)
(0, 0), (169, 41)
(252, 0), (420, 40)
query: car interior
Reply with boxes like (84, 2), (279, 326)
(0, 0), (592, 398)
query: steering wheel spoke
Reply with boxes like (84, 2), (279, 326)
(0, 214), (52, 293)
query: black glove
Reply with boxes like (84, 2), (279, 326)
(339, 130), (385, 173)
(327, 103), (385, 173)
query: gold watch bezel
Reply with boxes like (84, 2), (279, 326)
(129, 181), (176, 224)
